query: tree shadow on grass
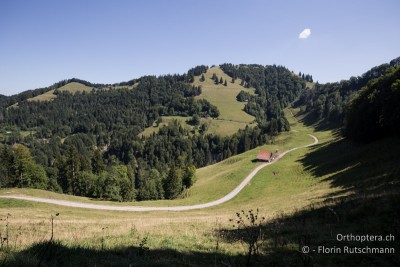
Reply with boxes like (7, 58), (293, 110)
(215, 135), (400, 266)
(3, 241), (245, 267)
(218, 193), (400, 267)
(293, 108), (343, 133)
(297, 136), (400, 198)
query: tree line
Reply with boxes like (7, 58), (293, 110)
(0, 119), (269, 201)
(295, 57), (400, 127)
(343, 65), (400, 142)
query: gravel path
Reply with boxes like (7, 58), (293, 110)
(0, 134), (318, 212)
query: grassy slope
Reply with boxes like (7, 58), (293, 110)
(140, 116), (192, 137)
(141, 66), (256, 137)
(1, 108), (399, 266)
(193, 66), (255, 123)
(26, 82), (93, 102)
(306, 81), (315, 89)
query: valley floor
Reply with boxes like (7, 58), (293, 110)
(0, 134), (318, 211)
(1, 108), (399, 266)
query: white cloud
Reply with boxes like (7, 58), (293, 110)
(299, 28), (311, 39)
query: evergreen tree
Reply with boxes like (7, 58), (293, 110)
(92, 149), (105, 174)
(13, 144), (34, 187)
(0, 144), (13, 187)
(138, 169), (163, 200)
(12, 144), (48, 188)
(190, 114), (201, 126)
(164, 167), (183, 199)
(65, 145), (81, 194)
(214, 75), (219, 84)
(183, 164), (196, 188)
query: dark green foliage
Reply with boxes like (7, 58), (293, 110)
(299, 72), (313, 82)
(164, 167), (183, 199)
(188, 114), (201, 126)
(221, 63), (305, 132)
(0, 144), (49, 189)
(236, 91), (254, 102)
(297, 57), (400, 126)
(0, 144), (14, 187)
(187, 65), (208, 83)
(92, 149), (106, 174)
(182, 164), (196, 188)
(3, 76), (213, 139)
(72, 171), (98, 197)
(137, 169), (163, 200)
(344, 66), (400, 142)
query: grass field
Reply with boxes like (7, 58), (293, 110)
(26, 82), (93, 102)
(140, 116), (192, 137)
(193, 66), (256, 124)
(306, 81), (315, 89)
(140, 116), (256, 137)
(106, 83), (138, 90)
(1, 108), (399, 266)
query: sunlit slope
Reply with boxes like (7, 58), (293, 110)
(193, 66), (255, 123)
(141, 66), (258, 137)
(27, 82), (93, 102)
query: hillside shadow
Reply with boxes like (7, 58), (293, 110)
(4, 241), (245, 267)
(222, 132), (400, 265)
(297, 136), (400, 198)
(218, 193), (400, 267)
(296, 110), (341, 132)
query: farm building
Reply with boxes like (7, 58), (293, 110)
(257, 150), (273, 162)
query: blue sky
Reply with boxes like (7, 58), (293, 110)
(1, 0), (399, 95)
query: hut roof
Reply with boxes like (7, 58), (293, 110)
(257, 151), (272, 161)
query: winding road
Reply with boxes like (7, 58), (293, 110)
(0, 134), (318, 212)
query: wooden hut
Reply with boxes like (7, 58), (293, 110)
(257, 151), (272, 162)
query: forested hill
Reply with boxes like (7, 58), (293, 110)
(0, 64), (305, 202)
(344, 64), (400, 142)
(1, 59), (399, 202)
(295, 57), (400, 127)
(220, 64), (305, 133)
(0, 78), (109, 109)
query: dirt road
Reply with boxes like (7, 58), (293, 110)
(0, 134), (318, 211)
